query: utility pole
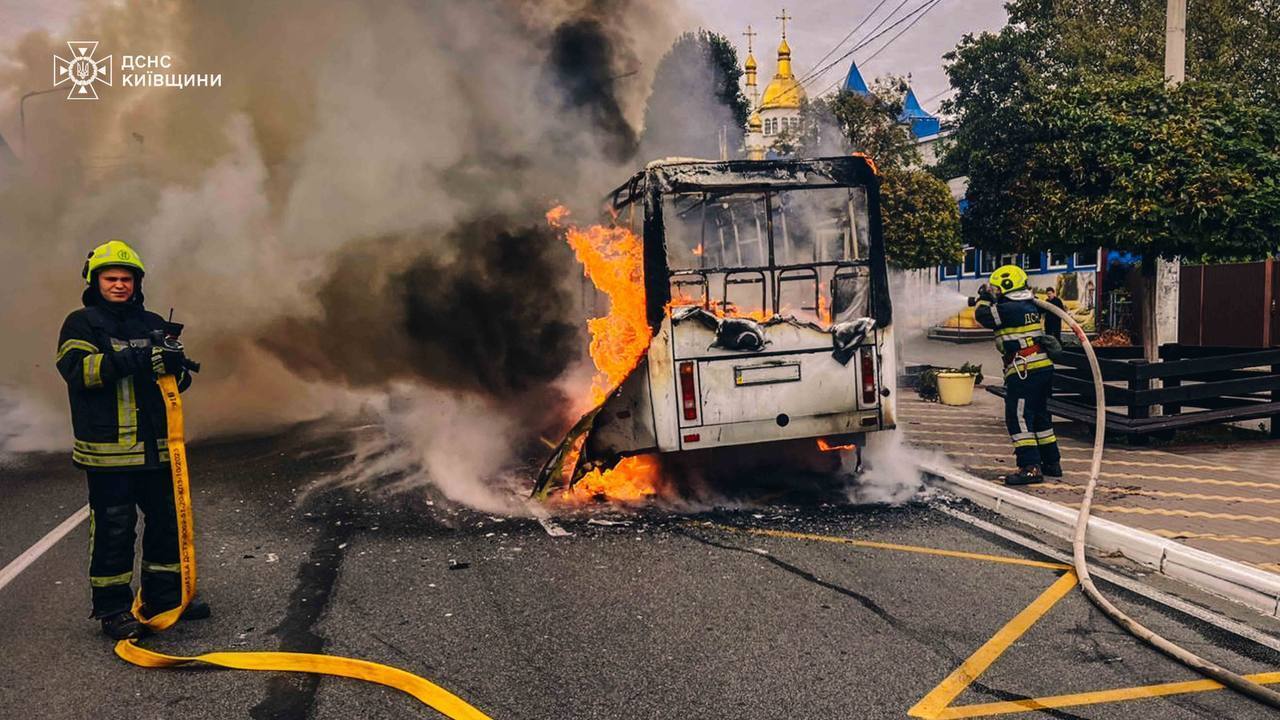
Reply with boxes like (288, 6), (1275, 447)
(1146, 0), (1186, 364)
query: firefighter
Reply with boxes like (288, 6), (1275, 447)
(974, 265), (1062, 485)
(55, 240), (209, 640)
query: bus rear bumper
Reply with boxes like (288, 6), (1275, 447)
(673, 410), (889, 452)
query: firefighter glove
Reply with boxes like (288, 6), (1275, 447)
(976, 284), (996, 304)
(110, 346), (153, 378)
(150, 346), (186, 376)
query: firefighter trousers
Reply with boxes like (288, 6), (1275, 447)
(86, 468), (181, 618)
(1004, 370), (1061, 469)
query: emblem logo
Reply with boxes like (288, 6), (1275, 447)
(53, 41), (113, 100)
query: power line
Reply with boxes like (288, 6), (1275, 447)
(797, 0), (914, 87)
(859, 0), (945, 64)
(796, 0), (894, 86)
(814, 0), (947, 103)
(800, 0), (945, 92)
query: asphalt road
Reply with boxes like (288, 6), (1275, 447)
(2, 427), (1278, 719)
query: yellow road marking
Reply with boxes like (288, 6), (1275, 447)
(1037, 483), (1280, 506)
(962, 465), (1280, 491)
(715, 526), (1070, 571)
(905, 418), (1009, 428)
(903, 431), (1170, 457)
(710, 523), (1278, 717)
(1090, 505), (1280, 526)
(941, 452), (1235, 472)
(935, 672), (1280, 719)
(909, 573), (1079, 718)
(910, 439), (1100, 454)
(1149, 529), (1280, 547)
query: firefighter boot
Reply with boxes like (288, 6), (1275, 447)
(139, 597), (212, 621)
(100, 611), (146, 641)
(1042, 462), (1063, 477)
(1003, 465), (1044, 486)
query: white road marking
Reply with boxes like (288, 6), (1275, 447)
(0, 504), (89, 592)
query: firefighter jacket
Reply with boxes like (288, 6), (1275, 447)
(974, 290), (1053, 379)
(55, 299), (191, 471)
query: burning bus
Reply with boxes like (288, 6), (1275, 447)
(536, 156), (896, 499)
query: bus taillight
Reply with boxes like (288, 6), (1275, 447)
(860, 349), (877, 405)
(679, 361), (698, 420)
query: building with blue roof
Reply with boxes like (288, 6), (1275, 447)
(841, 58), (940, 140)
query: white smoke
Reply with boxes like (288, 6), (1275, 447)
(0, 0), (692, 512)
(890, 269), (970, 335)
(842, 430), (946, 505)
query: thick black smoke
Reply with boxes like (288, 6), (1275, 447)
(547, 18), (640, 162)
(261, 216), (580, 398)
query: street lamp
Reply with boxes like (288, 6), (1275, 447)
(19, 87), (62, 161)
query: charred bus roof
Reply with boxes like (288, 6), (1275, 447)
(607, 156), (881, 211)
(609, 156), (892, 330)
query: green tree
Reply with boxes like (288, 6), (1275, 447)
(944, 0), (1280, 358)
(944, 0), (1280, 243)
(791, 80), (921, 170)
(785, 80), (959, 269)
(965, 77), (1280, 262)
(639, 30), (750, 161)
(878, 167), (964, 270)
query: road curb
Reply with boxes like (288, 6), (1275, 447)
(920, 460), (1280, 618)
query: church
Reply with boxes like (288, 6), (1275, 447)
(741, 13), (942, 161)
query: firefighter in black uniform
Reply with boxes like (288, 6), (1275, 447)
(974, 264), (1062, 485)
(55, 240), (209, 640)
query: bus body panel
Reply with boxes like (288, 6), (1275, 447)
(574, 157), (897, 474)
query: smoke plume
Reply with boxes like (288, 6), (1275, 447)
(0, 1), (689, 505)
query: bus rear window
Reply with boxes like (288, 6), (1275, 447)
(664, 192), (769, 271)
(771, 187), (870, 265)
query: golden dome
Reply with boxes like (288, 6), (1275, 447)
(748, 112), (762, 131)
(745, 52), (757, 71)
(760, 36), (805, 111)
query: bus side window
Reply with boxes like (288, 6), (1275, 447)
(832, 267), (871, 322)
(670, 272), (708, 308)
(722, 270), (769, 320)
(663, 193), (707, 271)
(772, 188), (866, 265)
(777, 268), (821, 323)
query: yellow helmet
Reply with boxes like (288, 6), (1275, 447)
(82, 240), (146, 285)
(989, 264), (1028, 295)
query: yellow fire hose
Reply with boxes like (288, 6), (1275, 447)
(113, 374), (493, 720)
(1035, 300), (1280, 710)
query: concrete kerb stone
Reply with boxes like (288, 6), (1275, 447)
(920, 459), (1280, 618)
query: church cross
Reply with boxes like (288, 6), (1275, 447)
(743, 25), (757, 55)
(776, 9), (791, 39)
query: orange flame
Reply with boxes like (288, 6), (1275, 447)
(548, 205), (652, 406)
(566, 455), (662, 504)
(818, 294), (833, 326)
(548, 205), (662, 504)
(817, 438), (856, 452)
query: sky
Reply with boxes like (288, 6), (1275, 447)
(0, 0), (1013, 117)
(686, 0), (1011, 115)
(0, 1), (1008, 114)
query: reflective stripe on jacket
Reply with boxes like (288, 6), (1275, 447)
(973, 295), (1053, 378)
(56, 305), (190, 470)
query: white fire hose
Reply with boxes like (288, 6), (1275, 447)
(1034, 298), (1280, 709)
